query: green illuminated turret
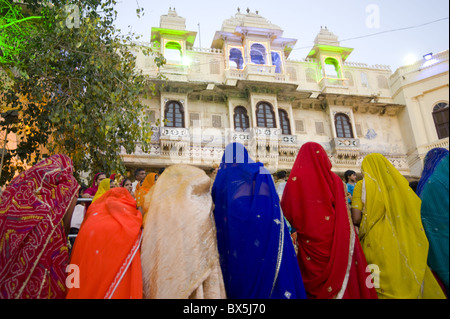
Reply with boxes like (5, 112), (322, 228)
(150, 8), (197, 65)
(307, 27), (353, 80)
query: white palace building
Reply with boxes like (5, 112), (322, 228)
(121, 8), (449, 179)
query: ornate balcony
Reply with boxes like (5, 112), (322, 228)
(230, 131), (251, 145)
(159, 127), (190, 157)
(331, 137), (360, 165)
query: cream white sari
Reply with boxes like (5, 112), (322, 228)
(140, 164), (226, 299)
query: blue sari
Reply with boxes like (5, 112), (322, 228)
(419, 149), (449, 293)
(212, 143), (307, 299)
(416, 148), (449, 197)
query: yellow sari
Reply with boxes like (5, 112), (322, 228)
(92, 178), (111, 204)
(355, 153), (445, 299)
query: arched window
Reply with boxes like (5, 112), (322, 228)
(433, 102), (449, 139)
(250, 43), (266, 65)
(164, 41), (182, 63)
(278, 109), (291, 135)
(256, 102), (276, 128)
(335, 113), (353, 138)
(271, 51), (282, 73)
(234, 106), (250, 131)
(164, 101), (184, 128)
(229, 48), (244, 69)
(324, 57), (339, 78)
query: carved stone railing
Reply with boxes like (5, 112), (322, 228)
(245, 64), (276, 75)
(230, 131), (251, 145)
(419, 137), (449, 154)
(280, 134), (297, 144)
(278, 135), (298, 162)
(318, 77), (349, 90)
(159, 127), (190, 157)
(331, 137), (360, 165)
(225, 69), (245, 79)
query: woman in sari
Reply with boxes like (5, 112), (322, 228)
(281, 142), (377, 299)
(351, 153), (446, 299)
(212, 143), (306, 299)
(66, 187), (142, 299)
(140, 164), (226, 299)
(82, 172), (106, 198)
(121, 178), (134, 197)
(416, 148), (449, 197)
(417, 148), (449, 293)
(135, 172), (157, 209)
(0, 154), (80, 299)
(92, 177), (111, 204)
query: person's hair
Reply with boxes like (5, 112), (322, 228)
(134, 168), (145, 178)
(276, 170), (287, 179)
(121, 178), (131, 187)
(158, 167), (166, 175)
(344, 170), (356, 183)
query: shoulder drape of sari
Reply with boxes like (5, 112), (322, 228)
(135, 173), (157, 208)
(416, 148), (449, 197)
(92, 178), (110, 203)
(281, 142), (377, 299)
(141, 164), (226, 299)
(66, 187), (143, 299)
(0, 154), (79, 299)
(419, 152), (449, 293)
(359, 153), (446, 299)
(212, 142), (306, 299)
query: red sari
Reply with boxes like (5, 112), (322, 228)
(281, 142), (377, 299)
(0, 154), (80, 299)
(66, 187), (142, 299)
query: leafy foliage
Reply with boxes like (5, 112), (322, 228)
(0, 0), (165, 185)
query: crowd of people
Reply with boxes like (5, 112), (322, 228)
(0, 142), (448, 299)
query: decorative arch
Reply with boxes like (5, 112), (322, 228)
(164, 101), (184, 128)
(250, 43), (267, 65)
(324, 57), (340, 78)
(334, 113), (353, 138)
(229, 48), (244, 69)
(256, 102), (276, 128)
(271, 51), (282, 73)
(233, 106), (250, 131)
(164, 41), (182, 63)
(278, 109), (291, 135)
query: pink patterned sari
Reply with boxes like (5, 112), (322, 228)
(0, 154), (80, 299)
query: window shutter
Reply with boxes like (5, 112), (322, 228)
(295, 120), (305, 133)
(433, 107), (449, 139)
(210, 59), (220, 74)
(190, 112), (200, 127)
(315, 121), (325, 134)
(212, 115), (222, 128)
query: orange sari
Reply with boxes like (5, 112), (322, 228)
(135, 173), (157, 208)
(66, 188), (142, 299)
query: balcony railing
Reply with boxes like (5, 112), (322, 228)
(331, 137), (360, 164)
(160, 127), (190, 141)
(318, 77), (349, 90)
